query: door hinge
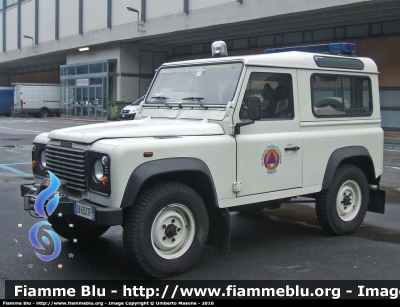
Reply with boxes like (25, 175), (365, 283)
(229, 124), (235, 135)
(233, 181), (242, 192)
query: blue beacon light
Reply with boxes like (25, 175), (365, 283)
(264, 43), (356, 55)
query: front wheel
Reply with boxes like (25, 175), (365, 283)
(316, 165), (369, 235)
(123, 181), (209, 279)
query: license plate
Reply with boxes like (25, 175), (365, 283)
(73, 201), (95, 221)
(121, 114), (125, 117)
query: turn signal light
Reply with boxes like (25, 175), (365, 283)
(32, 160), (37, 168)
(101, 176), (109, 186)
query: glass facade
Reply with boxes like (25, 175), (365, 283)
(60, 60), (117, 120)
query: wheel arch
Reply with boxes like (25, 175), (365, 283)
(322, 146), (376, 190)
(120, 157), (230, 250)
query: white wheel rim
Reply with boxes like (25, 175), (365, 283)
(151, 203), (195, 259)
(336, 179), (362, 221)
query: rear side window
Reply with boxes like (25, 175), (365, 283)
(311, 74), (372, 117)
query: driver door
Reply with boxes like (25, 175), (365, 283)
(235, 68), (302, 197)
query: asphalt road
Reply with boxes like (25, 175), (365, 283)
(1, 116), (400, 299)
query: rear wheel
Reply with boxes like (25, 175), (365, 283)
(123, 181), (209, 279)
(316, 165), (369, 235)
(48, 215), (110, 243)
(39, 108), (49, 118)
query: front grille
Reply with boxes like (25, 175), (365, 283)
(46, 144), (88, 192)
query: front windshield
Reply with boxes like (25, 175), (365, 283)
(146, 62), (243, 106)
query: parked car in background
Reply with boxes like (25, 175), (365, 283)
(119, 96), (144, 120)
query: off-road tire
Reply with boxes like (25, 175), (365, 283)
(123, 181), (209, 279)
(316, 165), (369, 235)
(48, 215), (110, 243)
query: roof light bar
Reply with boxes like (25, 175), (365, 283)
(264, 42), (356, 55)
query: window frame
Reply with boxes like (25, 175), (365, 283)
(240, 71), (295, 121)
(311, 73), (373, 118)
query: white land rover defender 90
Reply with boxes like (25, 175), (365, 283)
(21, 41), (386, 279)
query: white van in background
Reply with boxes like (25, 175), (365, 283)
(119, 96), (145, 120)
(13, 83), (61, 118)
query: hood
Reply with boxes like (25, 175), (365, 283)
(47, 118), (224, 143)
(122, 105), (139, 111)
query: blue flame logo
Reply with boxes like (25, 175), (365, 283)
(29, 171), (62, 261)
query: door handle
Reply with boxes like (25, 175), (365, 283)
(285, 146), (300, 151)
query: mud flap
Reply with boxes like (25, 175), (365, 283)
(207, 207), (230, 251)
(368, 189), (385, 214)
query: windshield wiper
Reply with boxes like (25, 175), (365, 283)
(182, 97), (208, 110)
(151, 95), (171, 109)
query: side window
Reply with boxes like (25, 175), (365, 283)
(311, 74), (372, 117)
(240, 72), (294, 121)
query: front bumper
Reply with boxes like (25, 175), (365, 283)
(20, 180), (123, 226)
(119, 113), (136, 120)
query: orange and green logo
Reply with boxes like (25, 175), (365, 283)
(262, 145), (282, 174)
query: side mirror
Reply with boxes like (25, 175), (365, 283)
(247, 96), (261, 120)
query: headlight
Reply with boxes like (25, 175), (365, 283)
(89, 152), (111, 196)
(93, 159), (104, 181)
(32, 143), (47, 178)
(40, 149), (46, 168)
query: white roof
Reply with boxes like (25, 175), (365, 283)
(162, 51), (378, 74)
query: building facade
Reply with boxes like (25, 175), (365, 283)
(0, 0), (399, 129)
